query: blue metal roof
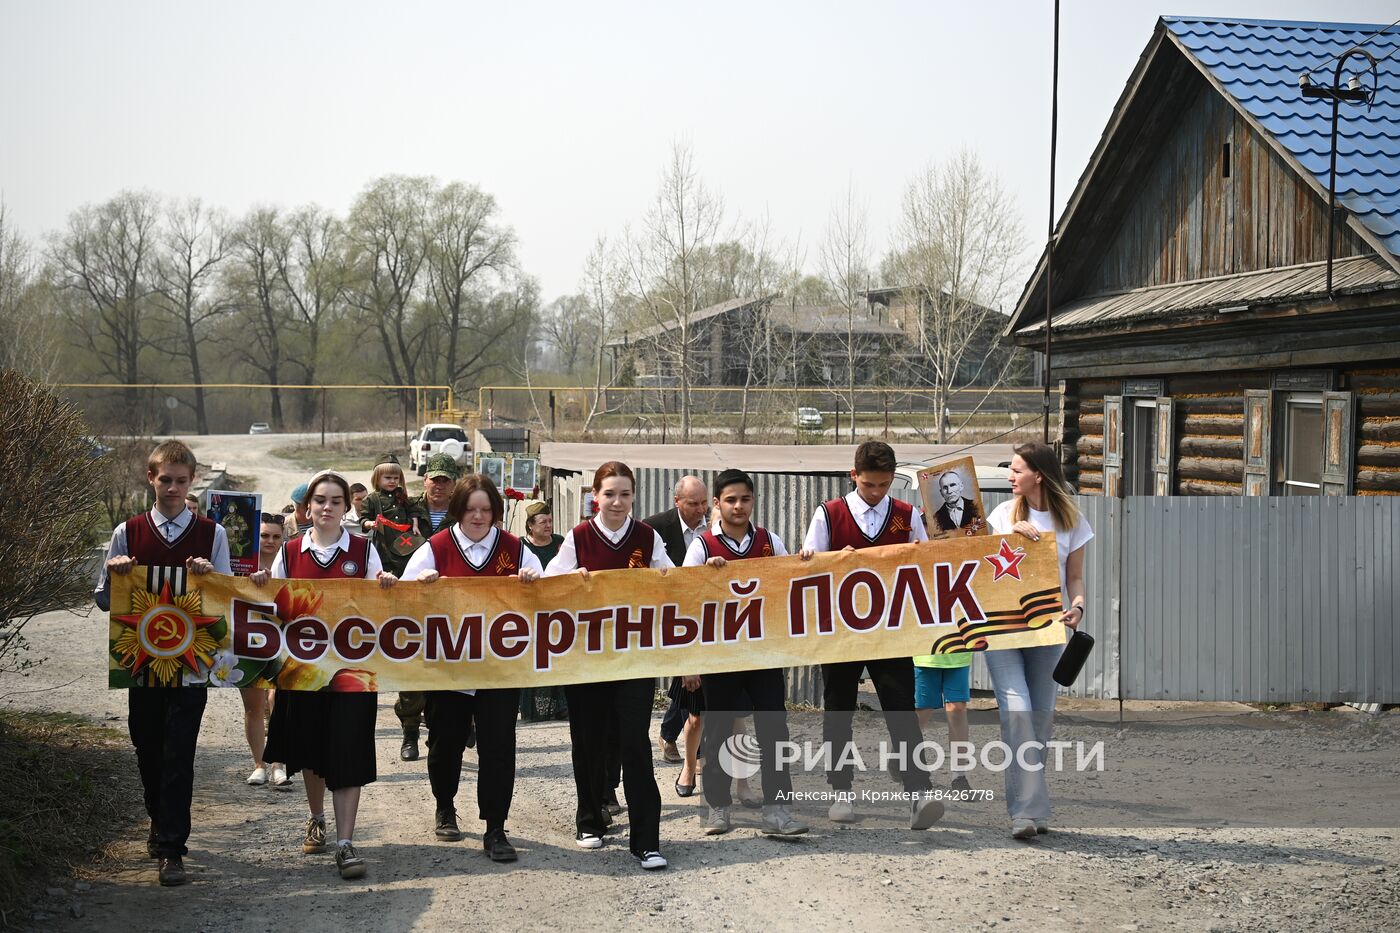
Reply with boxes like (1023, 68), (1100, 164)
(1163, 16), (1400, 262)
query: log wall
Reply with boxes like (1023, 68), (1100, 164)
(1061, 363), (1400, 496)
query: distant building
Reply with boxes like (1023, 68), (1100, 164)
(1004, 16), (1400, 497)
(608, 290), (1027, 389)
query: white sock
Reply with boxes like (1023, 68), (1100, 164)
(337, 839), (351, 848)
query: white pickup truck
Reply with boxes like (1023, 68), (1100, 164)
(408, 423), (471, 475)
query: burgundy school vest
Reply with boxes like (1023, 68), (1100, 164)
(698, 525), (774, 561)
(821, 496), (915, 550)
(427, 528), (524, 577)
(126, 512), (218, 597)
(280, 533), (373, 580)
(126, 512), (217, 568)
(569, 518), (655, 571)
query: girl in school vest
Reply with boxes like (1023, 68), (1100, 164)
(542, 460), (669, 870)
(403, 473), (543, 863)
(252, 470), (399, 881)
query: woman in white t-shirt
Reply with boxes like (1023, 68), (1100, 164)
(985, 441), (1092, 840)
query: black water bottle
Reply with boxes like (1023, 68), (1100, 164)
(1053, 618), (1095, 687)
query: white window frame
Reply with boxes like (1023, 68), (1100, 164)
(1279, 392), (1323, 496)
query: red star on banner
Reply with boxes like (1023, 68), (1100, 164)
(112, 581), (221, 685)
(984, 538), (1027, 581)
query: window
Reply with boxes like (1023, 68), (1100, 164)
(1280, 394), (1322, 495)
(425, 427), (467, 443)
(1125, 400), (1158, 496)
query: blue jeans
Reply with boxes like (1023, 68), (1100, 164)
(984, 644), (1060, 822)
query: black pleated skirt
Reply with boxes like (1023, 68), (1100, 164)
(263, 690), (377, 791)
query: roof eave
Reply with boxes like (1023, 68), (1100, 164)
(1004, 23), (1174, 339)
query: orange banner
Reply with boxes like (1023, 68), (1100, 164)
(107, 535), (1065, 691)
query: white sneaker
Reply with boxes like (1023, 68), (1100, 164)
(1011, 819), (1038, 839)
(909, 790), (945, 830)
(761, 805), (809, 836)
(269, 764), (291, 789)
(575, 832), (603, 849)
(828, 796), (856, 823)
(246, 766), (267, 786)
(634, 850), (667, 870)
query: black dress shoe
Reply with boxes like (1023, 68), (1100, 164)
(401, 730), (421, 762)
(674, 776), (696, 798)
(483, 827), (517, 862)
(603, 791), (624, 815)
(157, 857), (188, 887)
(435, 808), (462, 841)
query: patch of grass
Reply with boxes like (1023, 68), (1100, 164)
(0, 710), (140, 925)
(270, 433), (404, 473)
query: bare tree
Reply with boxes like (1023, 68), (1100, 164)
(152, 198), (229, 434)
(0, 200), (61, 382)
(720, 222), (800, 441)
(541, 294), (592, 375)
(225, 206), (294, 429)
(819, 184), (871, 442)
(625, 143), (725, 442)
(346, 175), (431, 392)
(423, 181), (517, 393)
(579, 236), (627, 432)
(49, 191), (161, 416)
(888, 150), (1026, 441)
(276, 205), (348, 424)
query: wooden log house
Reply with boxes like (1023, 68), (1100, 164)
(1004, 17), (1400, 497)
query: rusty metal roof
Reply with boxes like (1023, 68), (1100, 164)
(1016, 254), (1399, 336)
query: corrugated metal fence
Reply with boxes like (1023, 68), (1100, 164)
(551, 466), (1399, 704)
(1121, 495), (1398, 704)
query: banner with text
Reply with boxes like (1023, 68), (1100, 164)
(107, 535), (1065, 691)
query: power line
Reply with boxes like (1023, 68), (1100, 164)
(1302, 18), (1400, 77)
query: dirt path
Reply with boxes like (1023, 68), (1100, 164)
(7, 434), (1399, 931)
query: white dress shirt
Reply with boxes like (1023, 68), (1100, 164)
(543, 516), (674, 575)
(93, 507), (233, 611)
(678, 508), (706, 553)
(682, 524), (788, 566)
(269, 529), (384, 580)
(801, 490), (927, 553)
(402, 526), (543, 578)
(401, 525), (542, 696)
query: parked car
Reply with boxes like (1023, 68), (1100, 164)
(248, 422), (271, 435)
(794, 407), (824, 430)
(409, 423), (471, 475)
(82, 435), (113, 458)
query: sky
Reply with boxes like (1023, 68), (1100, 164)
(2, 0), (1396, 305)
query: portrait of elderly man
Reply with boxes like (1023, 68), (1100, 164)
(931, 469), (981, 533)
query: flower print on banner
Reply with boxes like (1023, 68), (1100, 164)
(207, 650), (245, 687)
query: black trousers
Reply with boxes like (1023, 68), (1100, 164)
(424, 689), (518, 831)
(565, 678), (660, 854)
(701, 669), (791, 808)
(821, 658), (930, 793)
(128, 687), (207, 857)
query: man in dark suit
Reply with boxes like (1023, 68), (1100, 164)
(645, 476), (710, 763)
(932, 470), (981, 533)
